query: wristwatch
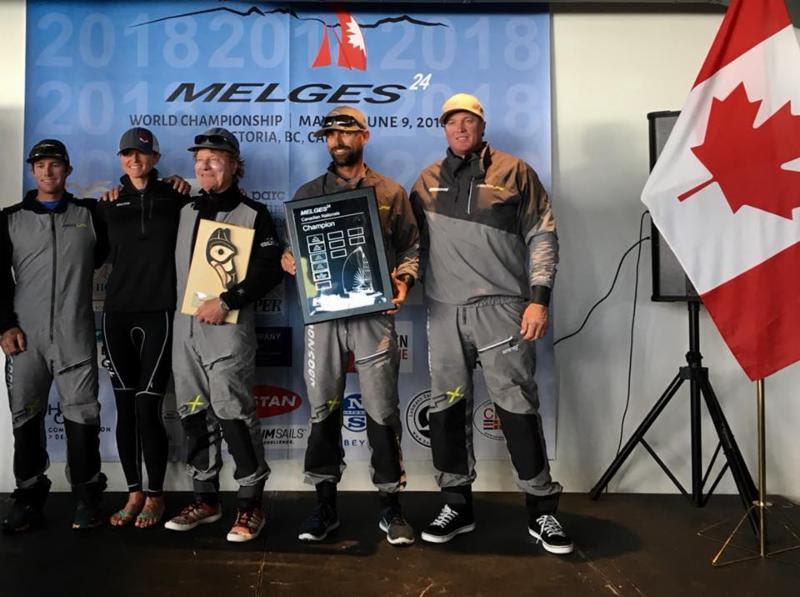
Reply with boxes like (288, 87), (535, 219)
(219, 297), (231, 312)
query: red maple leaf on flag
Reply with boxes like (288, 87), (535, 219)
(678, 82), (800, 219)
(336, 11), (367, 70)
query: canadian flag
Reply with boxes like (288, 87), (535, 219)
(642, 0), (800, 380)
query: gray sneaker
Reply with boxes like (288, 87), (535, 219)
(378, 506), (415, 546)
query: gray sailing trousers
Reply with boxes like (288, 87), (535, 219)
(303, 313), (405, 493)
(172, 317), (269, 501)
(427, 297), (562, 501)
(6, 332), (100, 488)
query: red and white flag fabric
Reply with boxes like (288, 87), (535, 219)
(336, 11), (367, 70)
(642, 0), (800, 380)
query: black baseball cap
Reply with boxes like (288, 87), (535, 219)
(188, 127), (240, 155)
(27, 139), (70, 166)
(118, 127), (160, 155)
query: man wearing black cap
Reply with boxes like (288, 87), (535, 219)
(410, 93), (572, 554)
(165, 127), (283, 543)
(96, 127), (187, 529)
(282, 106), (420, 545)
(0, 139), (109, 532)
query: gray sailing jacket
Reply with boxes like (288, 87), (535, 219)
(0, 192), (107, 368)
(410, 144), (558, 306)
(174, 185), (282, 357)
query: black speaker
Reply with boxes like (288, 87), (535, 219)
(648, 111), (700, 303)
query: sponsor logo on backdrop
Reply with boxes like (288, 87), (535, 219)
(473, 400), (504, 441)
(260, 424), (307, 447)
(255, 283), (285, 315)
(255, 326), (292, 367)
(92, 263), (112, 312)
(253, 385), (303, 418)
(343, 437), (368, 448)
(405, 390), (431, 448)
(251, 190), (287, 202)
(395, 320), (413, 374)
(45, 400), (111, 441)
(342, 393), (366, 432)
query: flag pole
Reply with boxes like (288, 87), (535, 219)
(702, 378), (800, 566)
(756, 378), (766, 558)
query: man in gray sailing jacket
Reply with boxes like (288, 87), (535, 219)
(0, 139), (108, 533)
(409, 93), (573, 554)
(164, 128), (283, 543)
(282, 106), (419, 545)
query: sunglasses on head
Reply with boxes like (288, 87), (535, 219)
(322, 115), (362, 129)
(195, 134), (234, 147)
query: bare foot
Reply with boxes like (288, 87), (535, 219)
(110, 491), (145, 527)
(135, 495), (166, 529)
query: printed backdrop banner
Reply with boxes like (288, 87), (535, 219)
(25, 1), (556, 468)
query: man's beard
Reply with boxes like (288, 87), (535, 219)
(330, 145), (362, 167)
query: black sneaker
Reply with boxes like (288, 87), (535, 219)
(378, 506), (415, 546)
(529, 514), (574, 554)
(298, 503), (340, 542)
(420, 504), (475, 544)
(2, 477), (51, 534)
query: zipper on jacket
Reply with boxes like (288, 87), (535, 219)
(49, 213), (56, 341)
(139, 191), (146, 237)
(466, 177), (475, 215)
(477, 336), (515, 354)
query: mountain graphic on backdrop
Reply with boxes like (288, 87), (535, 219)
(132, 2), (449, 71)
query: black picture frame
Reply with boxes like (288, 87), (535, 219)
(284, 187), (394, 324)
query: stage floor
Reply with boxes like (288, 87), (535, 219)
(1, 491), (798, 596)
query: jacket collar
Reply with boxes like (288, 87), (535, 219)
(22, 190), (74, 214)
(444, 142), (490, 180)
(194, 183), (244, 212)
(119, 169), (160, 194)
(322, 162), (373, 193)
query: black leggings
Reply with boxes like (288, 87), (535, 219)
(102, 311), (172, 494)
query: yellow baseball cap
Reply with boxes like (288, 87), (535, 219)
(440, 93), (485, 125)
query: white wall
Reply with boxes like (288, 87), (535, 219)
(1, 2), (798, 501)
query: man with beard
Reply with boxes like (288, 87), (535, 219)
(282, 106), (419, 545)
(410, 93), (572, 554)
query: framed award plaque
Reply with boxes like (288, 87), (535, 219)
(284, 187), (393, 324)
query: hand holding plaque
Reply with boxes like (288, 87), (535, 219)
(180, 219), (255, 324)
(284, 187), (393, 324)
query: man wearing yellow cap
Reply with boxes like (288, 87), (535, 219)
(410, 93), (572, 554)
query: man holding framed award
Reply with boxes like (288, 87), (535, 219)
(282, 107), (420, 546)
(165, 128), (283, 543)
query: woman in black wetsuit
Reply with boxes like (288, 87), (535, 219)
(97, 128), (186, 528)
